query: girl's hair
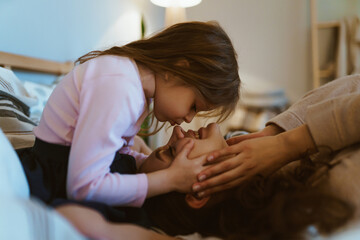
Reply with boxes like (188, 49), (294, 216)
(76, 21), (240, 134)
(144, 157), (354, 239)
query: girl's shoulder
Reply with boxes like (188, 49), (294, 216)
(85, 55), (136, 75)
(76, 55), (141, 87)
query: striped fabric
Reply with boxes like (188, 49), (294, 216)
(0, 90), (36, 133)
(0, 67), (37, 148)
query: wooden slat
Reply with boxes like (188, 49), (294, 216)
(311, 0), (320, 88)
(0, 51), (73, 75)
(317, 21), (340, 29)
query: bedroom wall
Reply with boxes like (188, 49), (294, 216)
(1, 0), (356, 99)
(149, 0), (359, 147)
(0, 0), (358, 148)
(184, 0), (360, 104)
(0, 0), (163, 70)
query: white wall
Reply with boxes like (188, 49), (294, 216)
(1, 0), (358, 148)
(149, 0), (360, 148)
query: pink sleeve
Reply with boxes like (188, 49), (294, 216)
(66, 65), (148, 207)
(128, 149), (148, 169)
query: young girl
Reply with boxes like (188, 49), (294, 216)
(17, 21), (240, 217)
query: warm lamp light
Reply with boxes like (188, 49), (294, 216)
(150, 0), (201, 8)
(150, 0), (202, 27)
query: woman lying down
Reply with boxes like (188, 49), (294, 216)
(1, 123), (356, 239)
(62, 121), (359, 239)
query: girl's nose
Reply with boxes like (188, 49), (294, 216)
(184, 112), (196, 123)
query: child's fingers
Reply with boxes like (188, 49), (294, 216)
(175, 139), (194, 159)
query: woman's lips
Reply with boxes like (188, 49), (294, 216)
(198, 128), (203, 139)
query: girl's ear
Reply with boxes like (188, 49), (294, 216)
(185, 194), (210, 209)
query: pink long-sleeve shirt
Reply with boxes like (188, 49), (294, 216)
(34, 55), (149, 207)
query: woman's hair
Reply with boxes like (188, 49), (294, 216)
(144, 157), (354, 239)
(76, 21), (240, 133)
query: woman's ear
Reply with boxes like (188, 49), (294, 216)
(185, 194), (210, 209)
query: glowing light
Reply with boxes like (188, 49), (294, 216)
(150, 0), (201, 8)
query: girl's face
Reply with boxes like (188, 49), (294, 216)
(142, 123), (227, 173)
(153, 73), (211, 125)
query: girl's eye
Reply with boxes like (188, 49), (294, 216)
(192, 104), (197, 112)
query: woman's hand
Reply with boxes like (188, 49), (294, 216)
(225, 124), (284, 147)
(192, 124), (316, 197)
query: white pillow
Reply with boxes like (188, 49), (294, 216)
(0, 197), (86, 240)
(0, 67), (38, 108)
(0, 128), (29, 198)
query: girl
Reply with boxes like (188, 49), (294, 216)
(17, 21), (240, 217)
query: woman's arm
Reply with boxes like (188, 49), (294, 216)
(192, 124), (316, 197)
(193, 75), (360, 196)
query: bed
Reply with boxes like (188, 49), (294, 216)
(3, 51), (360, 240)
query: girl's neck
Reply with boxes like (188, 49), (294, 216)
(137, 63), (155, 99)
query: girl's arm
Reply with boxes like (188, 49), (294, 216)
(56, 204), (175, 240)
(146, 139), (208, 198)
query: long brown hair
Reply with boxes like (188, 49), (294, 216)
(76, 21), (240, 133)
(144, 158), (354, 239)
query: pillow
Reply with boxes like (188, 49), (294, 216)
(0, 67), (39, 148)
(0, 128), (29, 198)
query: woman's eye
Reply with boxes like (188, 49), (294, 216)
(169, 146), (176, 157)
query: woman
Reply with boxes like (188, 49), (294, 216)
(140, 123), (355, 239)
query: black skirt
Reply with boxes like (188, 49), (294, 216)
(16, 138), (151, 227)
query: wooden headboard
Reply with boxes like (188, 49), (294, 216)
(0, 51), (73, 75)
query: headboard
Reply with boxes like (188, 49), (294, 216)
(0, 51), (73, 149)
(0, 51), (73, 75)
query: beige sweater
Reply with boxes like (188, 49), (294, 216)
(268, 74), (360, 236)
(268, 74), (360, 154)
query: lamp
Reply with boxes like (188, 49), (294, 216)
(150, 0), (202, 27)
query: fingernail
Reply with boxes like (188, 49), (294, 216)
(192, 185), (201, 192)
(207, 155), (214, 161)
(198, 175), (206, 182)
(197, 191), (205, 197)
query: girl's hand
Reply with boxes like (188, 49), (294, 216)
(192, 125), (316, 197)
(167, 139), (208, 193)
(146, 139), (207, 197)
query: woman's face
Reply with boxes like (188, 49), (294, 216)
(141, 123), (227, 173)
